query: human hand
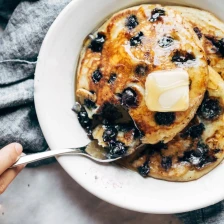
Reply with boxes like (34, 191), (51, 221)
(0, 143), (25, 194)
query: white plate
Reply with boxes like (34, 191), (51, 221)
(34, 0), (224, 214)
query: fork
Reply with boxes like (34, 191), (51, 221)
(11, 141), (121, 168)
(12, 104), (142, 168)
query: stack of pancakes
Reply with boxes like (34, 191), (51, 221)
(76, 5), (224, 181)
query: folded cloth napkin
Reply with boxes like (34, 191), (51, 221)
(1, 0), (224, 222)
(0, 0), (70, 166)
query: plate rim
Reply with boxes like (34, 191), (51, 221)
(34, 0), (224, 214)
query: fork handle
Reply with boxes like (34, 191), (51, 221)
(11, 148), (80, 168)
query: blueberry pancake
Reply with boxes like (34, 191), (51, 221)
(171, 6), (224, 80)
(121, 66), (224, 181)
(76, 4), (208, 151)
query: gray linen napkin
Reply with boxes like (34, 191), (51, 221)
(0, 0), (70, 166)
(1, 0), (224, 222)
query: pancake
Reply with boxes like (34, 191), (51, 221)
(76, 4), (208, 149)
(121, 66), (224, 181)
(171, 6), (224, 80)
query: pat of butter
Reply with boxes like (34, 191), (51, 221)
(145, 69), (189, 112)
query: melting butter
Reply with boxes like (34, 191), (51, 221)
(145, 69), (189, 112)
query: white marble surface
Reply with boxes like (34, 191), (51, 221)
(0, 162), (181, 224)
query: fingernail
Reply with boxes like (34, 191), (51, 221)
(15, 143), (23, 155)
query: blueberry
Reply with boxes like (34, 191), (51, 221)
(108, 73), (117, 84)
(92, 69), (102, 83)
(161, 156), (172, 170)
(103, 126), (118, 142)
(154, 112), (176, 126)
(84, 99), (97, 109)
(77, 108), (92, 129)
(149, 8), (165, 22)
(158, 36), (174, 48)
(150, 141), (168, 153)
(215, 38), (224, 56)
(146, 142), (168, 156)
(172, 50), (195, 63)
(72, 102), (82, 113)
(182, 123), (205, 139)
(178, 142), (217, 168)
(130, 32), (144, 47)
(194, 143), (208, 157)
(179, 149), (202, 166)
(101, 103), (122, 121)
(198, 98), (222, 120)
(187, 151), (202, 166)
(89, 33), (106, 52)
(215, 38), (224, 57)
(126, 15), (139, 29)
(193, 27), (202, 39)
(214, 149), (221, 154)
(198, 155), (217, 168)
(179, 150), (194, 163)
(196, 143), (217, 168)
(138, 161), (150, 177)
(205, 36), (224, 57)
(154, 141), (168, 150)
(108, 141), (127, 158)
(135, 64), (148, 76)
(121, 88), (137, 108)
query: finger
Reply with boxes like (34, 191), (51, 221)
(0, 143), (23, 175)
(0, 165), (25, 195)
